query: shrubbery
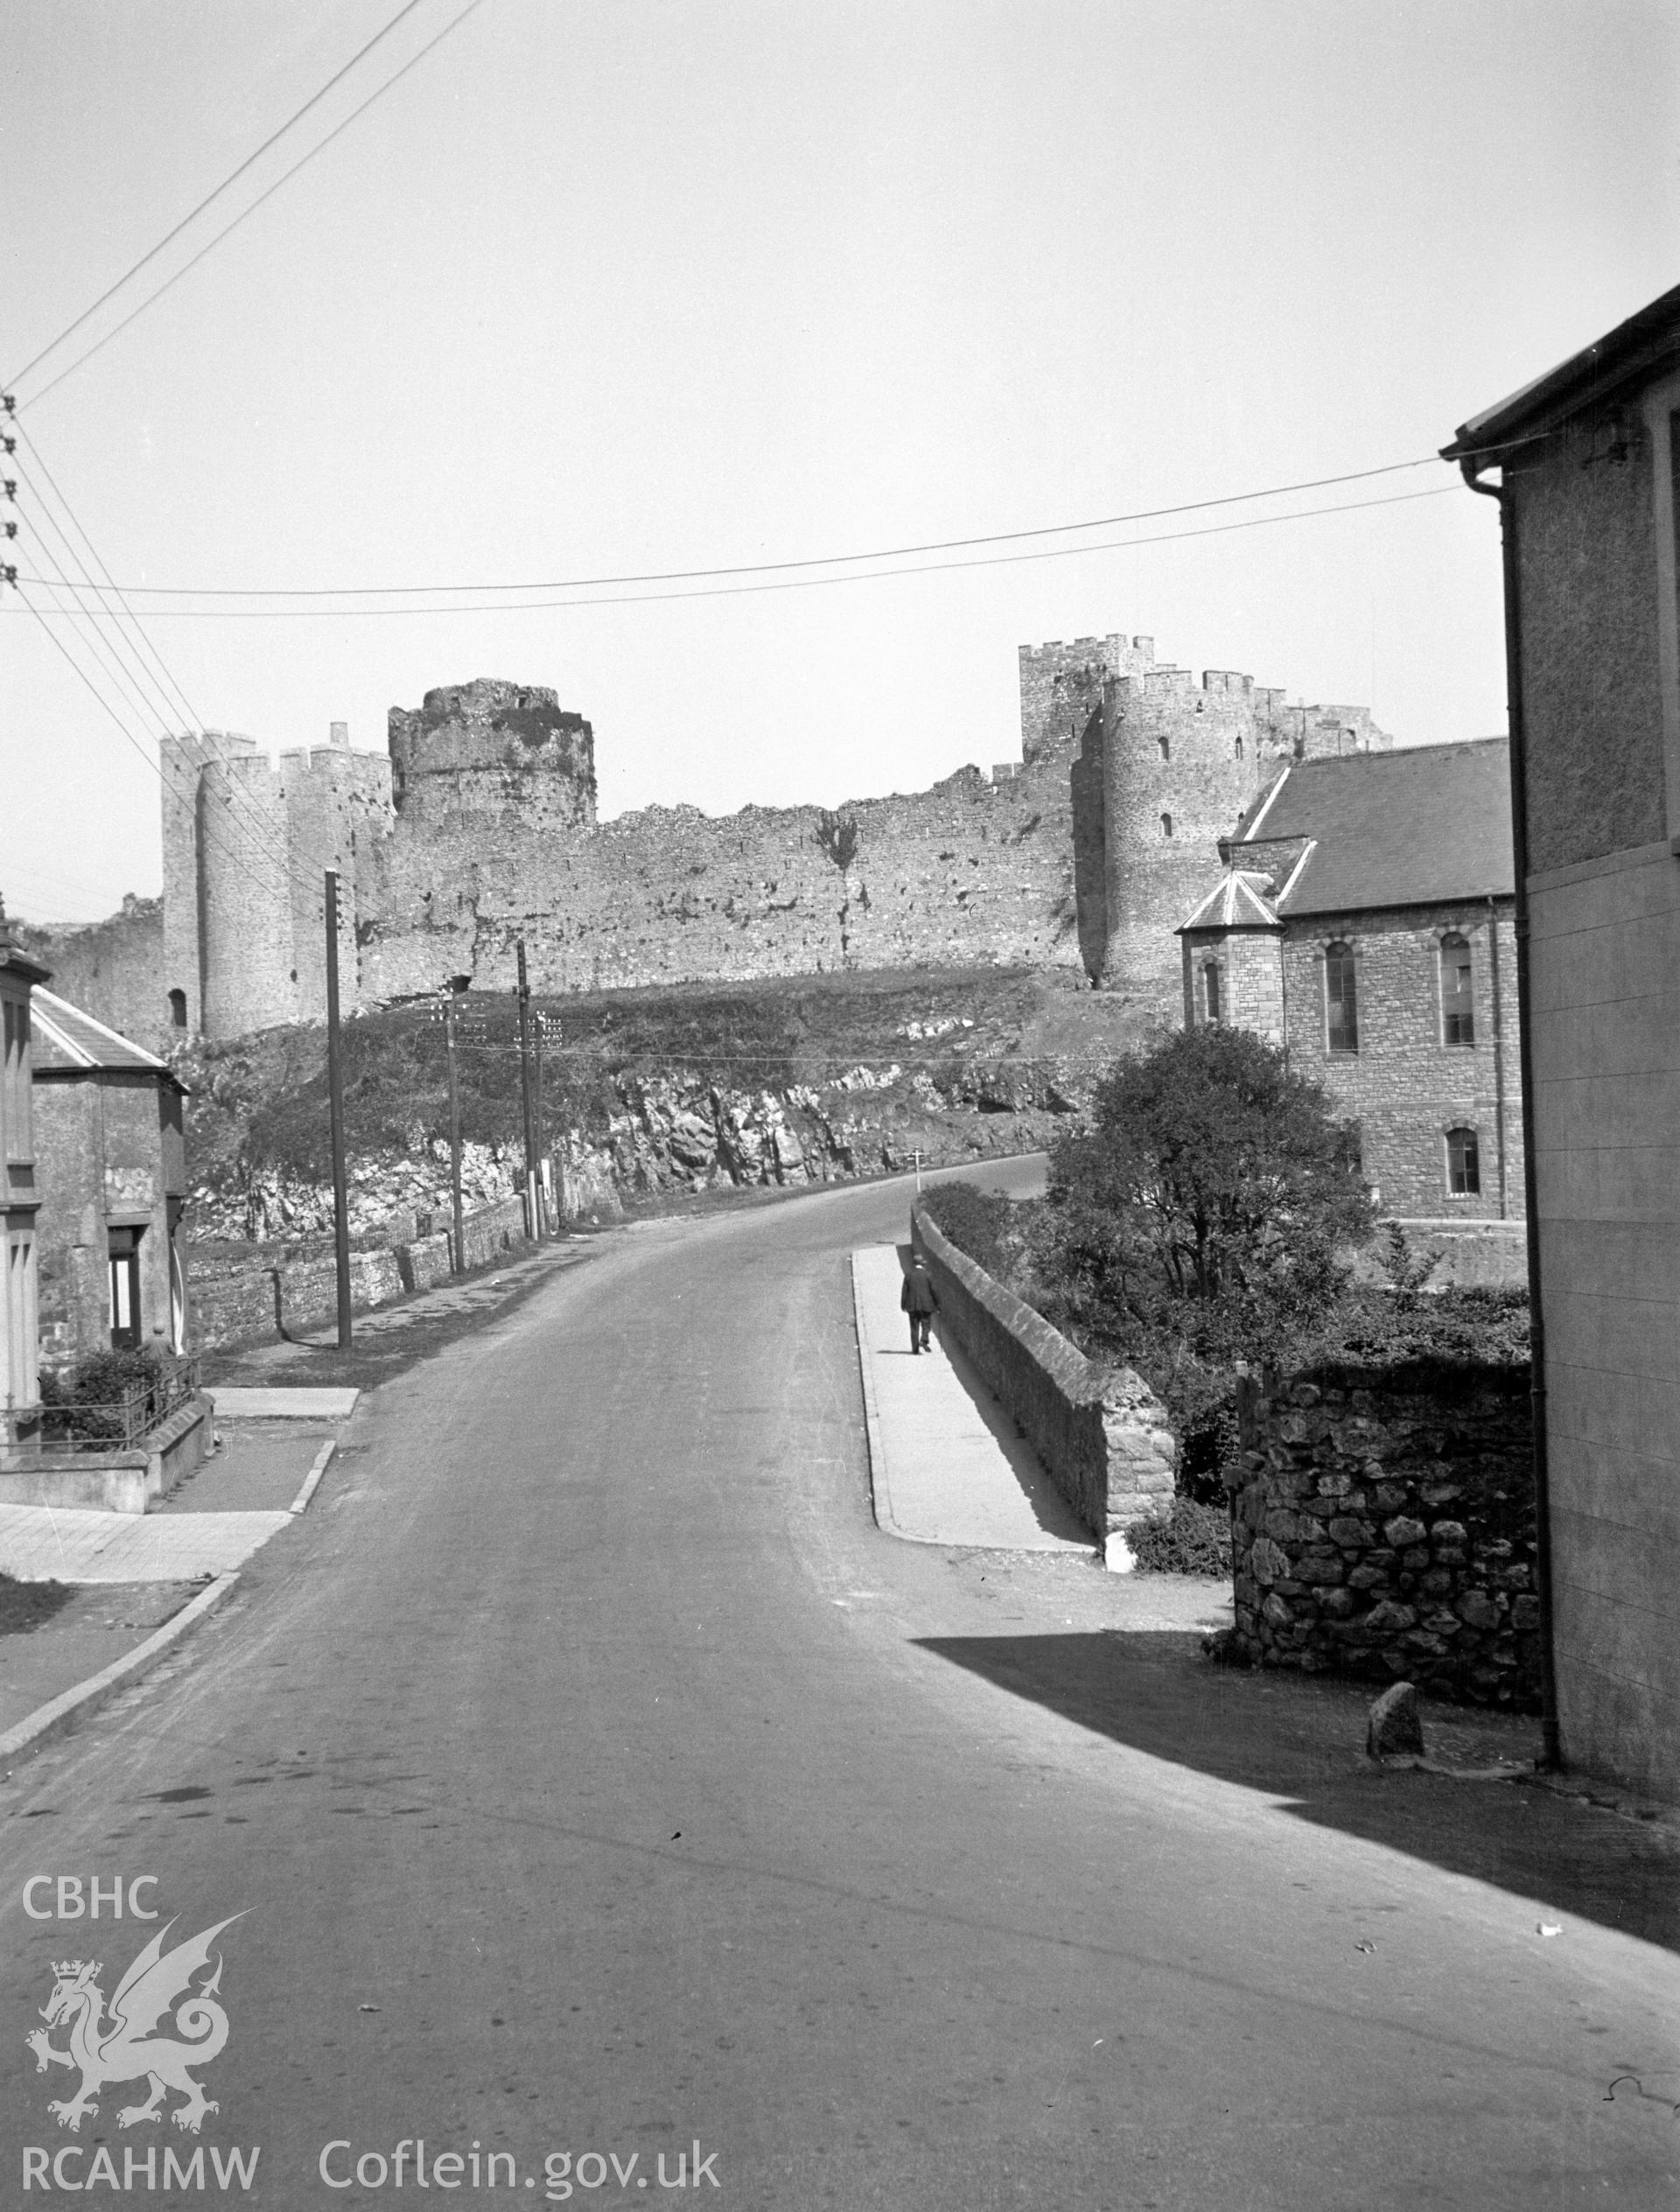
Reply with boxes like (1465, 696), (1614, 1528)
(1124, 1498), (1233, 1578)
(920, 1030), (1528, 1569)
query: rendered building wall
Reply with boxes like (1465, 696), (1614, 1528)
(32, 1070), (181, 1368)
(1508, 396), (1680, 1801)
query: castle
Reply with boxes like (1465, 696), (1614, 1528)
(24, 636), (1392, 1046)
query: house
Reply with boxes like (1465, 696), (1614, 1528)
(1, 914), (51, 1460)
(29, 989), (191, 1369)
(1441, 281), (1680, 1802)
(1176, 739), (1523, 1225)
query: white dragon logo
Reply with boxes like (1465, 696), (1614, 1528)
(26, 1915), (243, 2136)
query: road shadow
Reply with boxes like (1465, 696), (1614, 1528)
(917, 1628), (1680, 1954)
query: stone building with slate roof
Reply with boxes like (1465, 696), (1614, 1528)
(1443, 281), (1680, 1802)
(1176, 738), (1522, 1222)
(29, 988), (190, 1368)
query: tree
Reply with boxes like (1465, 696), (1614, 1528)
(1039, 1025), (1374, 1380)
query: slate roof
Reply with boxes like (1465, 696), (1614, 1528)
(1229, 738), (1513, 918)
(31, 988), (185, 1086)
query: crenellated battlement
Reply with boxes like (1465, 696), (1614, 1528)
(123, 637), (1396, 1042)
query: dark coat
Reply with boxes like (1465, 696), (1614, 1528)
(900, 1263), (938, 1315)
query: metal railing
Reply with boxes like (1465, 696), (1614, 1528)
(39, 1354), (202, 1452)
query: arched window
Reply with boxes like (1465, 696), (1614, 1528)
(167, 988), (187, 1030)
(1446, 1126), (1480, 1196)
(1158, 735), (1171, 762)
(1439, 933), (1474, 1045)
(1160, 812), (1174, 838)
(1202, 962), (1221, 1023)
(1324, 942), (1358, 1054)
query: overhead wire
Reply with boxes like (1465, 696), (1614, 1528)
(8, 430), (319, 908)
(17, 457), (1445, 598)
(11, 0), (492, 413)
(8, 483), (1459, 620)
(4, 0), (433, 395)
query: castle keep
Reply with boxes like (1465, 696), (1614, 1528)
(29, 640), (1394, 1045)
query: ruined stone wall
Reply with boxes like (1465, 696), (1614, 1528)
(95, 648), (1396, 1043)
(361, 741), (1087, 1002)
(17, 899), (168, 1054)
(1228, 1362), (1540, 1708)
(161, 732), (261, 1040)
(388, 680), (596, 835)
(1096, 671), (1393, 1001)
(1018, 634), (1156, 761)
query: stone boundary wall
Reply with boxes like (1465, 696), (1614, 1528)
(911, 1203), (1174, 1563)
(190, 1194), (532, 1351)
(1228, 1360), (1539, 1706)
(1347, 1220), (1530, 1291)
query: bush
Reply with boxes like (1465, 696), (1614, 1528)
(1124, 1497), (1233, 1577)
(918, 1179), (1018, 1282)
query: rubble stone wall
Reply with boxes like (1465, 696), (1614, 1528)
(912, 1203), (1175, 1557)
(34, 647), (1397, 1045)
(1228, 1360), (1540, 1706)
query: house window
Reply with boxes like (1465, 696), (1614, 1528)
(1440, 934), (1474, 1045)
(1324, 942), (1358, 1054)
(1158, 735), (1171, 762)
(168, 988), (187, 1029)
(1446, 1127), (1480, 1197)
(1202, 962), (1221, 1023)
(1161, 812), (1174, 838)
(108, 1227), (143, 1348)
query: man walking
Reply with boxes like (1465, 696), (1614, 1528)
(900, 1251), (937, 1354)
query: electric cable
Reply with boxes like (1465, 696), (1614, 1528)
(4, 0), (432, 393)
(24, 460), (1452, 603)
(9, 483), (1458, 619)
(11, 424), (363, 907)
(11, 0), (491, 412)
(14, 423), (208, 732)
(15, 584), (297, 908)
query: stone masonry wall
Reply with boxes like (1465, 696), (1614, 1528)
(1097, 671), (1393, 1002)
(16, 899), (167, 1054)
(362, 749), (1088, 1002)
(32, 644), (1396, 1044)
(1228, 1361), (1540, 1707)
(913, 1202), (1175, 1563)
(1280, 902), (1523, 1219)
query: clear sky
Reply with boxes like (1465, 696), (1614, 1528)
(3, 0), (1676, 923)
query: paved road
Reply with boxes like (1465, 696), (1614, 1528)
(3, 1165), (1676, 2210)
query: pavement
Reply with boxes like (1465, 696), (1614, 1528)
(853, 1240), (1106, 1554)
(2, 1158), (1676, 2209)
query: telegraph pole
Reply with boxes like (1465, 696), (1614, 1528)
(444, 986), (466, 1275)
(533, 1000), (548, 1236)
(324, 871), (353, 1350)
(515, 941), (540, 1242)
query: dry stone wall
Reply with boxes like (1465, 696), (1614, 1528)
(1228, 1361), (1540, 1707)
